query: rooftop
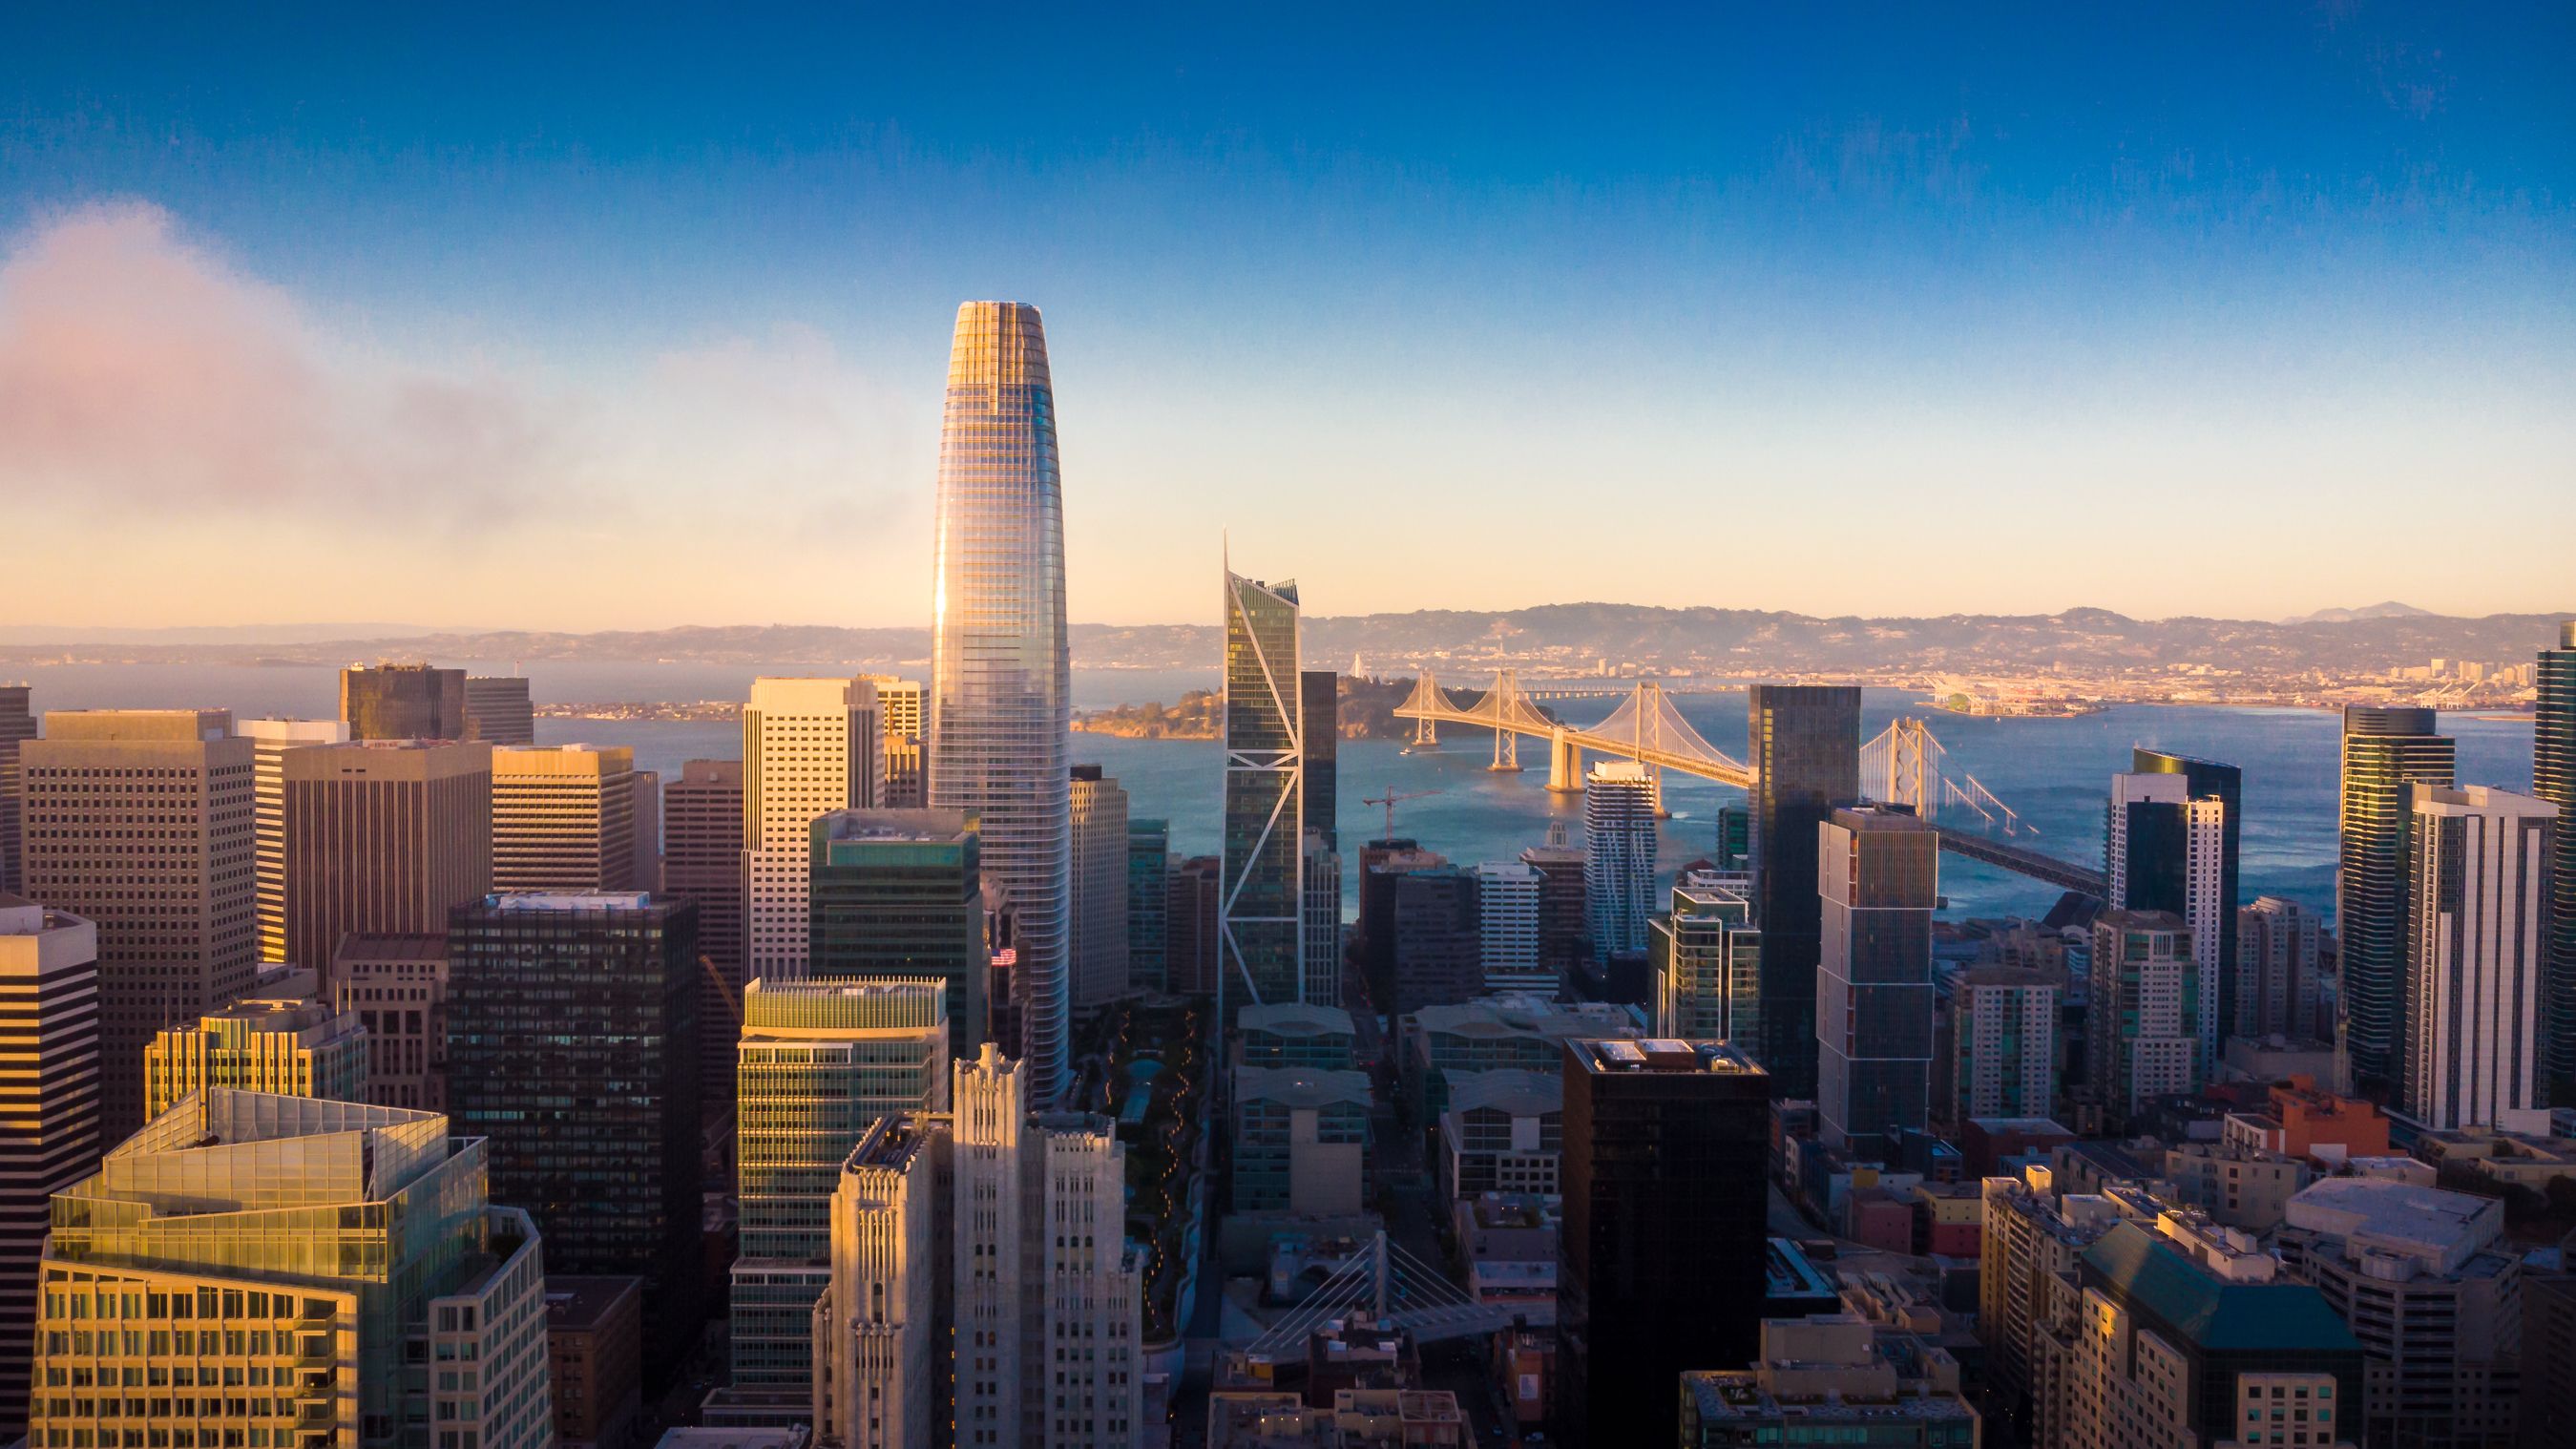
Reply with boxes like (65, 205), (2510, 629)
(1235, 1064), (1372, 1110)
(332, 932), (447, 963)
(2079, 1222), (2360, 1354)
(2285, 1177), (2503, 1270)
(542, 1274), (641, 1331)
(1444, 1068), (1561, 1119)
(476, 890), (656, 913)
(1571, 1037), (1764, 1076)
(1238, 1001), (1358, 1038)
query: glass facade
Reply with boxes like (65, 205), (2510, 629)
(2539, 622), (2576, 1107)
(1651, 880), (1761, 1042)
(1126, 818), (1170, 993)
(2336, 708), (2454, 1090)
(1222, 570), (1308, 1010)
(809, 808), (988, 1055)
(1815, 808), (1937, 1150)
(931, 301), (1072, 1101)
(1747, 684), (1860, 1099)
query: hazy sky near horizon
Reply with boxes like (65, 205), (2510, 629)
(3, 5), (2569, 631)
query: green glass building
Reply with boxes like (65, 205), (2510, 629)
(2336, 707), (2454, 1091)
(809, 808), (989, 1054)
(2538, 621), (2576, 1106)
(1127, 817), (1170, 993)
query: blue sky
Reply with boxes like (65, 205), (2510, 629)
(3, 4), (2568, 628)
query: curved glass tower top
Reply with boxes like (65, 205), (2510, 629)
(931, 301), (1071, 1100)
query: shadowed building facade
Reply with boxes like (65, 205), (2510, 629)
(283, 738), (492, 998)
(1748, 684), (1859, 1097)
(1222, 568), (1309, 1012)
(2538, 621), (2576, 1107)
(2338, 707), (2454, 1092)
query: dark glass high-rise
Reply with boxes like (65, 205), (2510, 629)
(1747, 683), (1860, 1096)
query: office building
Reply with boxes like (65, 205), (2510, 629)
(491, 743), (639, 891)
(1520, 823), (1588, 977)
(726, 978), (949, 1408)
(26, 1089), (554, 1449)
(1559, 1038), (1770, 1448)
(339, 660), (468, 740)
(466, 674), (537, 746)
(1233, 1063), (1372, 1213)
(1127, 818), (1170, 994)
(1649, 875), (1760, 1040)
(20, 709), (258, 1144)
(547, 1276), (645, 1449)
(1712, 802), (1751, 874)
(2070, 1212), (2364, 1449)
(1748, 684), (1861, 1098)
(2402, 784), (2556, 1131)
(141, 969), (367, 1120)
(2525, 1261), (2576, 1448)
(0, 894), (96, 1434)
(1238, 1001), (1360, 1069)
(2088, 909), (2197, 1125)
(2340, 706), (2456, 1091)
(2132, 748), (2243, 1060)
(1474, 860), (1545, 995)
(810, 1044), (1146, 1447)
(809, 808), (988, 1057)
(1392, 865), (1481, 1016)
(1951, 962), (2063, 1124)
(1069, 765), (1132, 1015)
(1402, 995), (1643, 1122)
(745, 676), (884, 981)
(1302, 668), (1339, 850)
(1581, 762), (1656, 962)
(929, 302), (1073, 1100)
(0, 684), (33, 894)
(2241, 894), (2326, 1042)
(2107, 764), (2230, 1073)
(331, 931), (449, 1112)
(1437, 1068), (1561, 1200)
(239, 716), (349, 963)
(1168, 853), (1224, 996)
(283, 737), (492, 997)
(1678, 1316), (1978, 1449)
(633, 766), (660, 887)
(1359, 839), (1447, 1004)
(2536, 621), (2576, 1107)
(664, 759), (747, 1102)
(448, 892), (702, 1363)
(2160, 1141), (2311, 1231)
(1222, 567), (1310, 1011)
(858, 673), (929, 809)
(1816, 806), (1937, 1150)
(2276, 1177), (2524, 1449)
(1302, 831), (1343, 1007)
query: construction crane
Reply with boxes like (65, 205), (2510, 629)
(1362, 788), (1445, 838)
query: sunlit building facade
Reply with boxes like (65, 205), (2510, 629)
(489, 743), (640, 892)
(1222, 567), (1309, 1012)
(141, 970), (368, 1121)
(1581, 762), (1656, 961)
(2401, 784), (2556, 1131)
(1648, 876), (1760, 1041)
(931, 301), (1072, 1100)
(2338, 707), (2455, 1092)
(239, 717), (349, 964)
(1068, 766), (1132, 1016)
(0, 895), (98, 1436)
(744, 676), (884, 983)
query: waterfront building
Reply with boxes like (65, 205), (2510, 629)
(283, 737), (492, 997)
(20, 709), (258, 1144)
(491, 742), (639, 891)
(1302, 668), (1338, 850)
(745, 676), (883, 982)
(331, 931), (449, 1112)
(1747, 683), (1861, 1098)
(1581, 761), (1656, 961)
(2536, 620), (2576, 1107)
(1519, 822), (1588, 977)
(1222, 567), (1310, 1011)
(447, 892), (702, 1363)
(1232, 1063), (1372, 1213)
(1302, 831), (1343, 1006)
(1069, 765), (1131, 1016)
(2132, 748), (2243, 1060)
(723, 977), (948, 1413)
(664, 758), (747, 1102)
(141, 968), (367, 1120)
(1816, 805), (1937, 1151)
(465, 674), (537, 746)
(1950, 962), (2063, 1124)
(2107, 766), (2229, 1074)
(1168, 853), (1224, 996)
(1474, 860), (1545, 995)
(339, 660), (467, 740)
(1237, 1001), (1358, 1068)
(1678, 1315), (1979, 1449)
(2401, 784), (2556, 1131)
(2339, 706), (2456, 1091)
(1648, 874), (1760, 1040)
(239, 716), (349, 962)
(1392, 865), (1481, 1016)
(0, 894), (97, 1434)
(809, 808), (988, 1057)
(1127, 817), (1170, 994)
(1558, 1038), (1770, 1448)
(2240, 894), (2326, 1042)
(26, 1089), (555, 1449)
(930, 302), (1073, 1100)
(1437, 1068), (1560, 1200)
(2088, 910), (2198, 1125)
(0, 684), (32, 894)
(2278, 1178), (2524, 1449)
(810, 1044), (1146, 1447)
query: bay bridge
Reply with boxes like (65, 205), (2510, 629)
(1393, 670), (2105, 895)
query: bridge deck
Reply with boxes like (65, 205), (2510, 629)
(1933, 825), (2105, 896)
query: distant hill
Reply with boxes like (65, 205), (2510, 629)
(1, 605), (2564, 675)
(2278, 601), (2438, 625)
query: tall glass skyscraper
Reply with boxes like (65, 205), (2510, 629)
(2337, 706), (2454, 1092)
(931, 302), (1072, 1100)
(1747, 683), (1860, 1098)
(2535, 621), (2576, 1107)
(1222, 567), (1309, 1012)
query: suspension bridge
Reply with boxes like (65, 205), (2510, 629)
(1394, 670), (2106, 895)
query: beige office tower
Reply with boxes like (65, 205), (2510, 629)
(26, 1089), (555, 1449)
(743, 677), (883, 981)
(240, 718), (350, 963)
(20, 709), (258, 1145)
(1068, 765), (1132, 1016)
(490, 744), (639, 891)
(464, 674), (537, 746)
(141, 968), (368, 1120)
(332, 932), (450, 1112)
(813, 1042), (1146, 1449)
(0, 894), (99, 1435)
(283, 739), (492, 996)
(0, 683), (34, 894)
(863, 675), (929, 808)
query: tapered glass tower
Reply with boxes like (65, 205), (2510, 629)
(931, 302), (1072, 1100)
(1223, 566), (1307, 1012)
(2337, 706), (2454, 1092)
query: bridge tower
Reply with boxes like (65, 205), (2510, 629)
(1864, 716), (1937, 816)
(1546, 725), (1583, 792)
(1403, 670), (1439, 747)
(1487, 669), (1524, 772)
